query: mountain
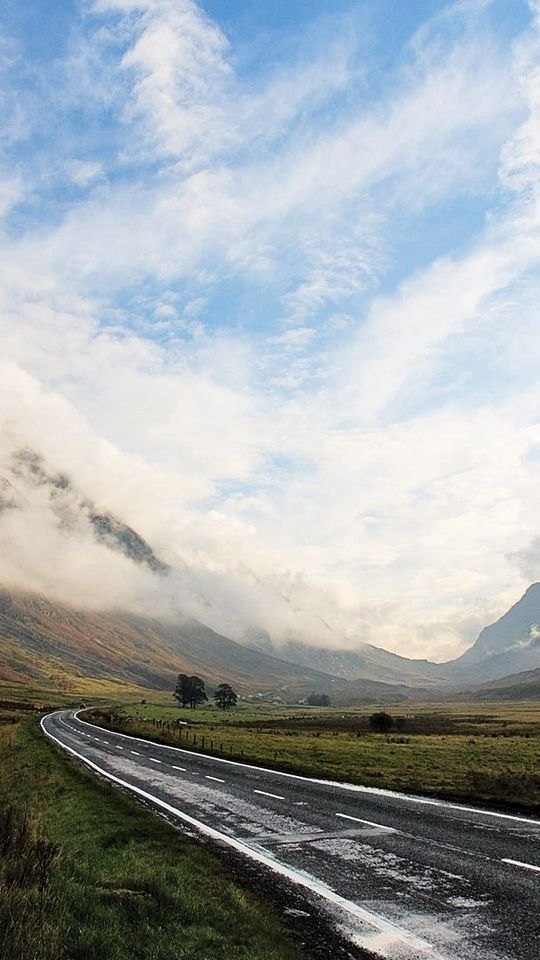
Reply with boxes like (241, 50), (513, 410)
(4, 446), (540, 702)
(444, 584), (540, 684)
(248, 633), (447, 688)
(452, 666), (540, 702)
(0, 587), (341, 695)
(6, 448), (170, 575)
(0, 587), (417, 703)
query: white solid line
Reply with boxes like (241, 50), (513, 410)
(336, 812), (396, 832)
(41, 713), (439, 958)
(71, 711), (540, 829)
(172, 765), (186, 771)
(254, 789), (286, 801)
(149, 757), (161, 763)
(131, 750), (141, 756)
(502, 858), (540, 872)
(205, 775), (225, 783)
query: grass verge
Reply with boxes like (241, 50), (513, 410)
(0, 712), (317, 960)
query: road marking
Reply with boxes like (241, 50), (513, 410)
(336, 812), (396, 832)
(116, 745), (123, 750)
(172, 765), (186, 771)
(72, 711), (540, 829)
(502, 858), (540, 872)
(131, 750), (141, 756)
(254, 789), (286, 800)
(149, 757), (162, 763)
(205, 775), (225, 783)
(42, 713), (439, 959)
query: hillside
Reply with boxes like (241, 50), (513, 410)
(445, 584), (540, 684)
(0, 587), (386, 700)
(453, 666), (540, 702)
(248, 634), (447, 688)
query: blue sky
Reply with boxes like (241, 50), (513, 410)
(1, 0), (540, 659)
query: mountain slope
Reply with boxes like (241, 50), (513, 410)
(0, 587), (350, 697)
(246, 628), (447, 687)
(445, 584), (540, 684)
(452, 666), (540, 702)
(6, 448), (170, 575)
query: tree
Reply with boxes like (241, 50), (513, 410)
(369, 711), (394, 734)
(174, 674), (190, 708)
(189, 676), (208, 708)
(174, 674), (208, 708)
(307, 692), (331, 706)
(214, 683), (238, 709)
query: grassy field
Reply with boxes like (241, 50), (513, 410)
(91, 699), (540, 811)
(0, 698), (322, 960)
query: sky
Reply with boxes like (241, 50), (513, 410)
(1, 0), (540, 661)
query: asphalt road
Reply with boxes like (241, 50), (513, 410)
(42, 709), (540, 960)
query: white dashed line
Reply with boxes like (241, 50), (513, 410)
(254, 789), (286, 800)
(205, 775), (225, 783)
(149, 757), (162, 763)
(335, 812), (396, 832)
(502, 858), (540, 872)
(116, 745), (123, 749)
(172, 765), (186, 771)
(130, 750), (141, 756)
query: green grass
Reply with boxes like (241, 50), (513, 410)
(0, 710), (315, 960)
(93, 700), (540, 811)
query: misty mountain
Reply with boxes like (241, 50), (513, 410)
(4, 445), (540, 699)
(247, 631), (447, 688)
(88, 512), (169, 576)
(445, 584), (540, 684)
(0, 587), (412, 703)
(6, 447), (169, 576)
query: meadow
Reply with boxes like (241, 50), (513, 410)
(0, 693), (321, 960)
(93, 699), (540, 811)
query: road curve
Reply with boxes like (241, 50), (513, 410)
(42, 709), (540, 960)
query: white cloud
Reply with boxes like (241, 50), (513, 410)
(66, 159), (104, 187)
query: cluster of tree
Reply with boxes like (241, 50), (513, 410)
(306, 692), (331, 706)
(173, 674), (238, 710)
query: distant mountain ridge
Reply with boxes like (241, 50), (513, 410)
(452, 666), (540, 702)
(247, 632), (447, 688)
